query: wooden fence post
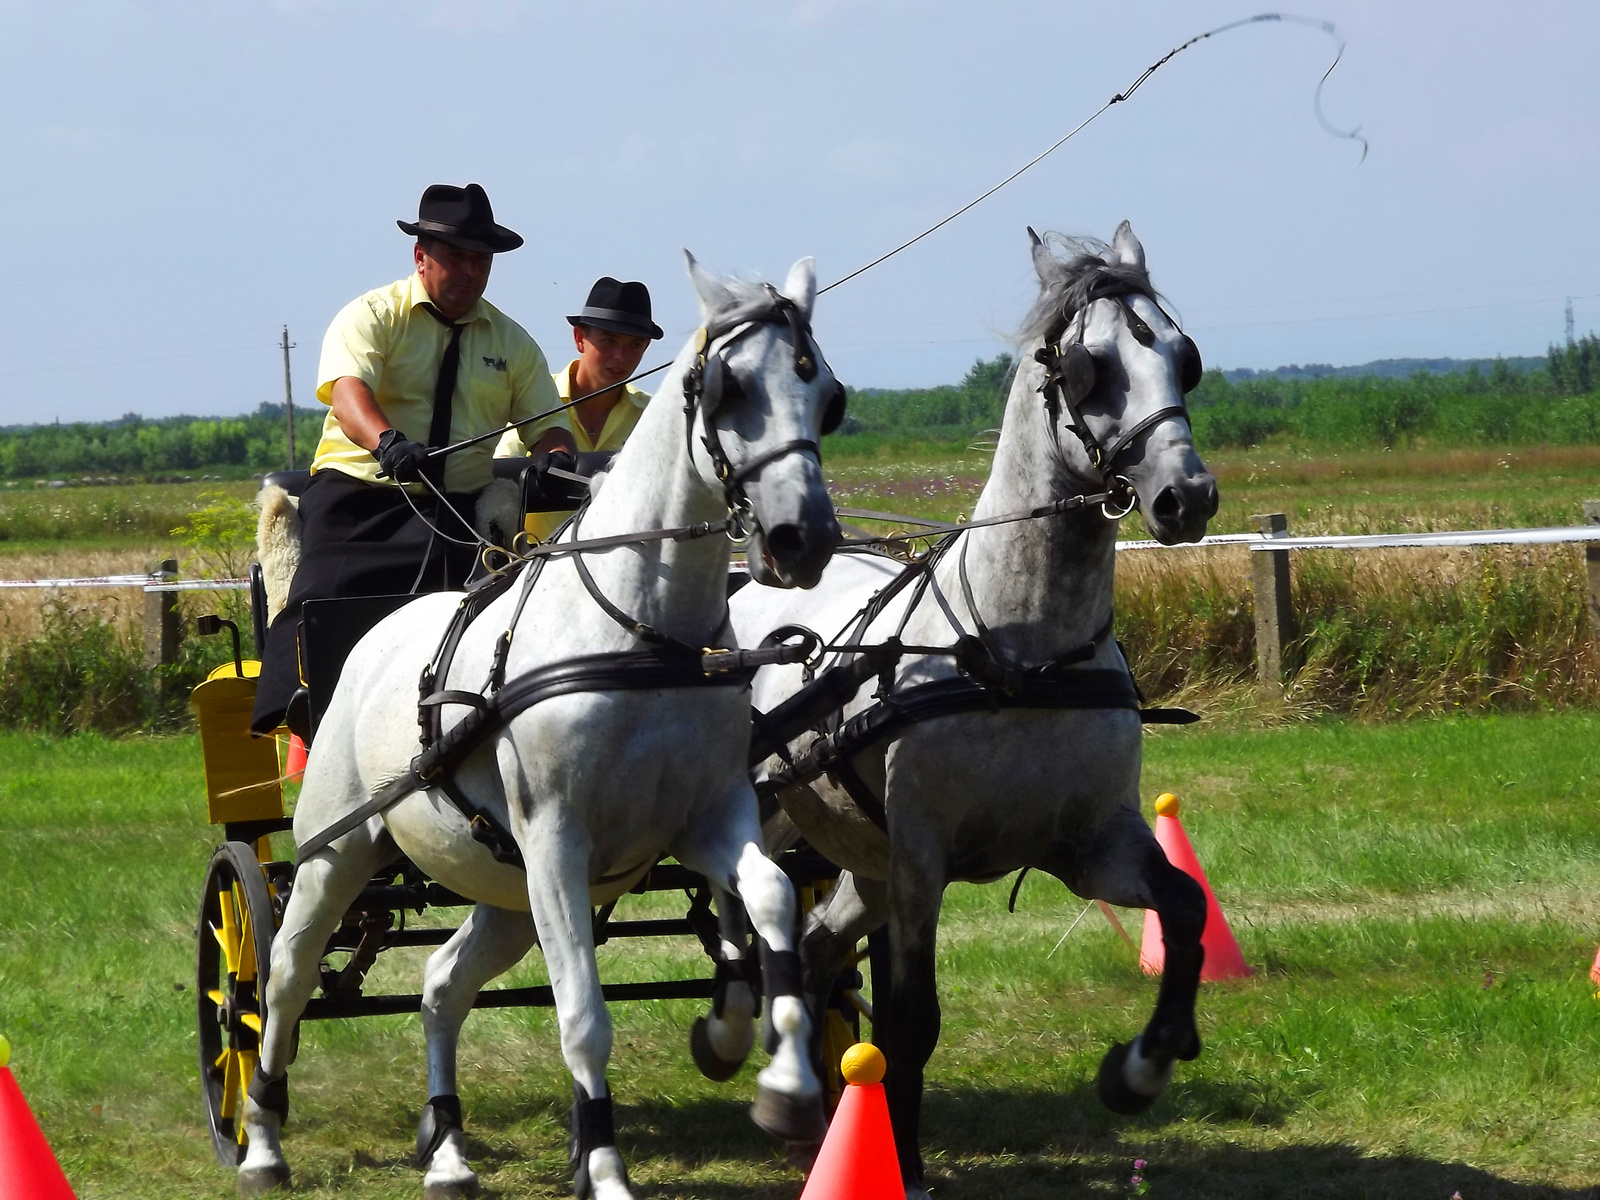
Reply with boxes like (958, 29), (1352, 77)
(1584, 501), (1600, 644)
(1251, 513), (1294, 696)
(143, 558), (181, 669)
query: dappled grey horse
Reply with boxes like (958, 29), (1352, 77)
(720, 222), (1220, 1196)
(236, 255), (844, 1200)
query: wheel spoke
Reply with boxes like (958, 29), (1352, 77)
(236, 1050), (257, 1144)
(207, 988), (225, 1006)
(217, 892), (242, 976)
(237, 903), (257, 983)
(241, 1013), (262, 1034)
(219, 1050), (240, 1119)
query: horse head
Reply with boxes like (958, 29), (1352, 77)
(684, 252), (842, 587)
(1024, 221), (1219, 545)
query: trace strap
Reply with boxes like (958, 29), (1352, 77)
(294, 641), (814, 867)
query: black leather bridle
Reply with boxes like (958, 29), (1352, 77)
(681, 285), (846, 535)
(1033, 290), (1202, 501)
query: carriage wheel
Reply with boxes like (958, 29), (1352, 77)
(196, 841), (278, 1166)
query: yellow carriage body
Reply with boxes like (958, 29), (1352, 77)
(189, 662), (285, 827)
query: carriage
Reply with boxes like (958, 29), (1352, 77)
(187, 471), (878, 1169)
(182, 234), (1217, 1197)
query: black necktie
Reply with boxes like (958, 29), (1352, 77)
(420, 305), (465, 460)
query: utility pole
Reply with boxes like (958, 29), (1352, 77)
(280, 325), (297, 469)
(1567, 298), (1576, 347)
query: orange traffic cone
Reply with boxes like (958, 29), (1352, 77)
(1140, 793), (1254, 982)
(0, 1036), (78, 1200)
(284, 733), (307, 781)
(800, 1043), (903, 1200)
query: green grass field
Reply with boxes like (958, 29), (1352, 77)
(3, 717), (1600, 1198)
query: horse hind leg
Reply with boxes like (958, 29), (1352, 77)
(238, 825), (394, 1196)
(1052, 809), (1206, 1115)
(418, 903), (538, 1200)
(689, 886), (757, 1082)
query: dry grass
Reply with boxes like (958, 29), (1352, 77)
(0, 545), (170, 639)
(1117, 543), (1600, 719)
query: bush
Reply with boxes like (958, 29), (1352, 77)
(0, 604), (159, 735)
(1116, 546), (1600, 718)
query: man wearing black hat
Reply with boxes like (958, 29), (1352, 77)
(496, 276), (663, 541)
(251, 182), (561, 736)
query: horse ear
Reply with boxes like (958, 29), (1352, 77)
(782, 256), (817, 320)
(1110, 220), (1146, 270)
(1027, 226), (1054, 282)
(684, 249), (734, 318)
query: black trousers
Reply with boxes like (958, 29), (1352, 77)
(251, 470), (480, 735)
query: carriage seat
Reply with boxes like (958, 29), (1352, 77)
(262, 468), (312, 497)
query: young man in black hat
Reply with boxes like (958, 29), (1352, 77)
(496, 277), (663, 541)
(251, 182), (561, 736)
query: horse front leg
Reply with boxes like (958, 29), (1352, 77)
(674, 804), (826, 1144)
(1049, 807), (1206, 1115)
(880, 829), (947, 1200)
(417, 903), (538, 1199)
(239, 825), (392, 1197)
(518, 815), (632, 1200)
(688, 886), (758, 1082)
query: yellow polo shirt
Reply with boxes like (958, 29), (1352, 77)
(312, 273), (560, 494)
(495, 360), (651, 540)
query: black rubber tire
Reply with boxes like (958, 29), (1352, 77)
(197, 841), (280, 1166)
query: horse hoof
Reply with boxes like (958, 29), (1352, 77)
(238, 1164), (291, 1197)
(785, 1139), (822, 1171)
(751, 1087), (828, 1144)
(1096, 1039), (1170, 1115)
(424, 1181), (479, 1200)
(690, 1015), (747, 1082)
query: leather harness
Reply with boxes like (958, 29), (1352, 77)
(294, 295), (835, 868)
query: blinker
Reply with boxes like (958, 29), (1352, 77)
(821, 382), (847, 435)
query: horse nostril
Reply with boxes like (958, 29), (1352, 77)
(764, 523), (807, 563)
(1150, 485), (1184, 528)
(1201, 477), (1219, 520)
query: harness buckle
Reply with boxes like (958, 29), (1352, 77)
(1101, 475), (1137, 521)
(726, 498), (756, 544)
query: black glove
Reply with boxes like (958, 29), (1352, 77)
(530, 449), (586, 507)
(375, 429), (432, 483)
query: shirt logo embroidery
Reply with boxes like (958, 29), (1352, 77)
(482, 356), (507, 372)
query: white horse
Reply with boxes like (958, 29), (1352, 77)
(238, 255), (843, 1199)
(717, 223), (1221, 1196)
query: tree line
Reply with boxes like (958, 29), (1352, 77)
(833, 336), (1600, 451)
(6, 335), (1600, 478)
(0, 405), (324, 480)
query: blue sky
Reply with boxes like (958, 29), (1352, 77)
(1, 0), (1596, 422)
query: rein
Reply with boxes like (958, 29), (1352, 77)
(294, 295), (836, 869)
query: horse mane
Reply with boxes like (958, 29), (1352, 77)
(1017, 233), (1156, 344)
(701, 276), (783, 325)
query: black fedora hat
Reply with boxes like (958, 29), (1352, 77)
(568, 277), (663, 340)
(397, 183), (523, 254)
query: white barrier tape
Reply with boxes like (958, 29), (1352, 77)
(0, 574), (248, 591)
(144, 579), (250, 592)
(7, 523), (1600, 592)
(0, 574), (166, 588)
(1245, 526), (1600, 551)
(1115, 533), (1262, 552)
